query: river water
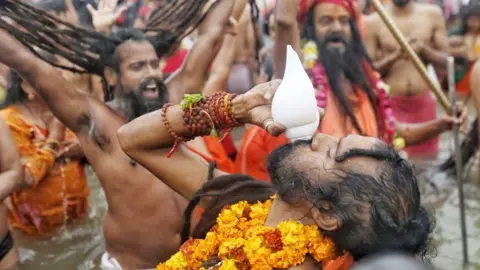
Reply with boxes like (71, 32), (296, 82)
(12, 105), (480, 270)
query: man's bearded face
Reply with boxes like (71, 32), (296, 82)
(313, 3), (352, 53)
(266, 134), (428, 259)
(392, 0), (410, 8)
(114, 40), (168, 118)
(119, 77), (168, 118)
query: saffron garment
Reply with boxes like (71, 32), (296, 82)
(235, 89), (379, 182)
(390, 92), (439, 159)
(186, 137), (235, 174)
(0, 106), (89, 235)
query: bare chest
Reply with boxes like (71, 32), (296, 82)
(377, 14), (435, 53)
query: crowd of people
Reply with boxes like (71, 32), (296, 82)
(0, 0), (477, 269)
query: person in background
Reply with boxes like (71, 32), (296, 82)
(0, 0), (236, 267)
(0, 119), (23, 270)
(449, 2), (480, 97)
(0, 68), (89, 235)
(364, 0), (449, 159)
(226, 4), (257, 94)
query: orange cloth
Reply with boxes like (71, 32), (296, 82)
(323, 254), (355, 270)
(235, 89), (378, 182)
(456, 63), (473, 96)
(0, 106), (89, 235)
(186, 137), (235, 173)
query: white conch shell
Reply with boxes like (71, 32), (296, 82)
(272, 45), (320, 141)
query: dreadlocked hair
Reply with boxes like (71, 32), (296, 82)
(180, 162), (276, 244)
(247, 0), (262, 72)
(0, 0), (215, 97)
(438, 117), (478, 176)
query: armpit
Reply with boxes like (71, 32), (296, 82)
(87, 119), (111, 151)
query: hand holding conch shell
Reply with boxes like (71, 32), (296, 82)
(232, 80), (287, 136)
(233, 45), (322, 139)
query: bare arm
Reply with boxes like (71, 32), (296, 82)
(117, 80), (283, 204)
(0, 119), (23, 200)
(203, 0), (248, 96)
(396, 101), (467, 146)
(470, 60), (480, 112)
(449, 36), (467, 58)
(419, 7), (449, 68)
(364, 15), (401, 75)
(396, 120), (445, 146)
(273, 0), (301, 78)
(166, 0), (235, 104)
(0, 30), (93, 135)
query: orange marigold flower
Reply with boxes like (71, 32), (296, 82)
(262, 229), (283, 252)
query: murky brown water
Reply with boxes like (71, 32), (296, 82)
(11, 103), (480, 270)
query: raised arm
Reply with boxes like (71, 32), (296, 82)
(117, 80), (283, 203)
(273, 0), (301, 78)
(203, 1), (248, 96)
(166, 0), (236, 104)
(0, 30), (93, 134)
(0, 119), (23, 200)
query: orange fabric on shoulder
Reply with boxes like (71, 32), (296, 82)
(323, 254), (355, 270)
(319, 89), (378, 138)
(234, 125), (288, 182)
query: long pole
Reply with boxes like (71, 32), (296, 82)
(448, 57), (469, 265)
(369, 0), (452, 114)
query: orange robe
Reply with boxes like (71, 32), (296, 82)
(0, 106), (89, 235)
(235, 89), (378, 182)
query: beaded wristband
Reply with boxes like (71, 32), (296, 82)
(163, 93), (243, 158)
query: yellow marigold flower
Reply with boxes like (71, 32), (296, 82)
(157, 252), (187, 270)
(219, 259), (238, 270)
(230, 201), (249, 216)
(393, 136), (406, 151)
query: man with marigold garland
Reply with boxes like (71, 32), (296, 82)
(233, 0), (467, 183)
(118, 80), (435, 270)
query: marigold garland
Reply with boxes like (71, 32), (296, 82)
(156, 196), (337, 270)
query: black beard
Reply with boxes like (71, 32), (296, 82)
(392, 0), (410, 7)
(316, 35), (372, 134)
(117, 83), (168, 121)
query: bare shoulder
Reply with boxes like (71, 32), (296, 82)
(364, 13), (380, 31)
(418, 3), (443, 17)
(472, 60), (480, 76)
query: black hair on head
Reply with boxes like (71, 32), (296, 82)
(1, 70), (26, 109)
(459, 2), (480, 34)
(266, 142), (435, 261)
(1, 50), (57, 108)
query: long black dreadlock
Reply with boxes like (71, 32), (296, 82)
(0, 0), (216, 99)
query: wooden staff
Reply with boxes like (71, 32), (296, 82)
(369, 0), (452, 115)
